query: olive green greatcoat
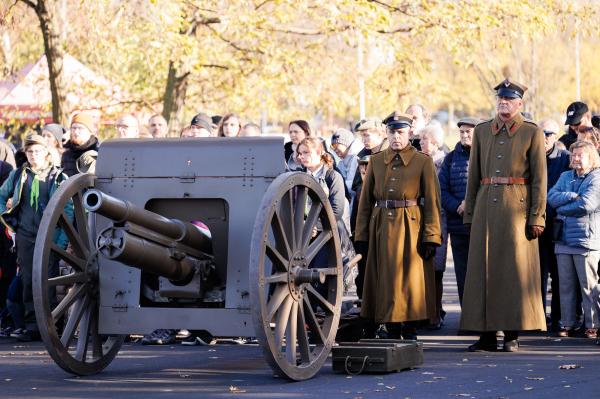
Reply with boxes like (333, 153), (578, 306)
(461, 113), (547, 332)
(355, 146), (442, 323)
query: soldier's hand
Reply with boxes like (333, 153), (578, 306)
(526, 225), (544, 240)
(464, 223), (471, 234)
(354, 240), (368, 254)
(418, 243), (437, 261)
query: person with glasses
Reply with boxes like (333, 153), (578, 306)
(61, 112), (100, 176)
(538, 118), (571, 334)
(462, 78), (547, 352)
(355, 111), (442, 340)
(0, 134), (70, 341)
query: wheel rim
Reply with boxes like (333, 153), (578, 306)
(250, 172), (342, 381)
(33, 173), (124, 376)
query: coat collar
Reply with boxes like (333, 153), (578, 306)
(491, 112), (524, 137)
(383, 145), (417, 166)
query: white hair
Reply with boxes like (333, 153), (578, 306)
(418, 123), (445, 147)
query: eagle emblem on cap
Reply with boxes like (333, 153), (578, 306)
(503, 79), (510, 87)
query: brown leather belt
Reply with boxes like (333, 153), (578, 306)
(375, 199), (418, 208)
(481, 177), (529, 185)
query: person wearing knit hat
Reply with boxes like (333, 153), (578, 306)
(41, 124), (65, 167)
(0, 133), (68, 342)
(189, 113), (213, 137)
(62, 112), (100, 176)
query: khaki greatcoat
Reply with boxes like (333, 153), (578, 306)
(355, 146), (442, 323)
(461, 113), (547, 331)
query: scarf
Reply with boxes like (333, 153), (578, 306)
(28, 163), (52, 212)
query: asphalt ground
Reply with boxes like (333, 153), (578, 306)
(1, 263), (600, 399)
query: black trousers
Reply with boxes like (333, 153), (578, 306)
(538, 229), (561, 325)
(450, 233), (469, 306)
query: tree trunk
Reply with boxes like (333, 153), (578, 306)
(27, 0), (68, 125)
(162, 60), (190, 136)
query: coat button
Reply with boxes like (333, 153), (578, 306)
(495, 170), (500, 174)
(497, 154), (502, 159)
(392, 166), (398, 170)
(388, 212), (393, 216)
(390, 177), (396, 181)
(499, 141), (505, 145)
(388, 189), (394, 192)
(493, 198), (498, 202)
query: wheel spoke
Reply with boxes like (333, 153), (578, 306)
(58, 211), (89, 260)
(48, 272), (87, 287)
(264, 272), (288, 284)
(75, 305), (92, 361)
(302, 296), (326, 344)
(50, 243), (86, 271)
(265, 243), (288, 273)
(91, 309), (103, 359)
(305, 230), (333, 264)
(286, 300), (298, 364)
(266, 285), (289, 320)
(280, 189), (295, 250)
(301, 202), (322, 251)
(52, 283), (87, 321)
(297, 303), (311, 363)
(275, 295), (293, 349)
(60, 295), (90, 348)
(272, 209), (292, 261)
(293, 186), (308, 251)
(72, 191), (91, 250)
(305, 285), (335, 315)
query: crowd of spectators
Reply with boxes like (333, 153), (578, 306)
(0, 93), (599, 352)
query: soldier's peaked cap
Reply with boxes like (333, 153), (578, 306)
(383, 111), (413, 130)
(494, 78), (527, 99)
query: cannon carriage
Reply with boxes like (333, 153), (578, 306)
(32, 137), (351, 381)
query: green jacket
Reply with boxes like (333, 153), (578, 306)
(0, 165), (71, 248)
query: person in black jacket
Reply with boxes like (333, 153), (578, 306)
(61, 112), (100, 176)
(539, 119), (571, 333)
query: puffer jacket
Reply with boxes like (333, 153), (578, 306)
(438, 142), (470, 235)
(548, 168), (600, 250)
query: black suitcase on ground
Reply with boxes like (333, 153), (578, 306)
(332, 339), (423, 375)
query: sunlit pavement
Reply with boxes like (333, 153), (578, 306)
(2, 262), (600, 398)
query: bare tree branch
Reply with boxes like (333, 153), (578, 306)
(18, 0), (38, 10)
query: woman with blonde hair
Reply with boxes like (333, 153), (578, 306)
(548, 140), (600, 342)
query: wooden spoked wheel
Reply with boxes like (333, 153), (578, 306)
(33, 173), (125, 376)
(250, 172), (342, 381)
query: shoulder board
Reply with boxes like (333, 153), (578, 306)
(476, 118), (493, 127)
(523, 119), (538, 126)
(417, 150), (431, 158)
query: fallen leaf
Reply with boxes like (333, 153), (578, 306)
(229, 386), (246, 393)
(559, 364), (581, 370)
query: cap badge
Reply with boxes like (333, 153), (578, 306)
(504, 80), (510, 87)
(568, 111), (574, 116)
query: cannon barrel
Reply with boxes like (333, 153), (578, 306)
(83, 189), (212, 254)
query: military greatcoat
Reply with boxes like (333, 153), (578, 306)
(461, 113), (547, 331)
(355, 146), (442, 323)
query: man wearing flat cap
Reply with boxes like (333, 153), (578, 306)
(355, 111), (442, 340)
(438, 117), (479, 306)
(461, 78), (547, 352)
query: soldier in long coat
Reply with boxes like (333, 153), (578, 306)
(461, 78), (547, 352)
(355, 112), (442, 339)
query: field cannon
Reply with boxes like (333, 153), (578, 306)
(32, 137), (346, 380)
